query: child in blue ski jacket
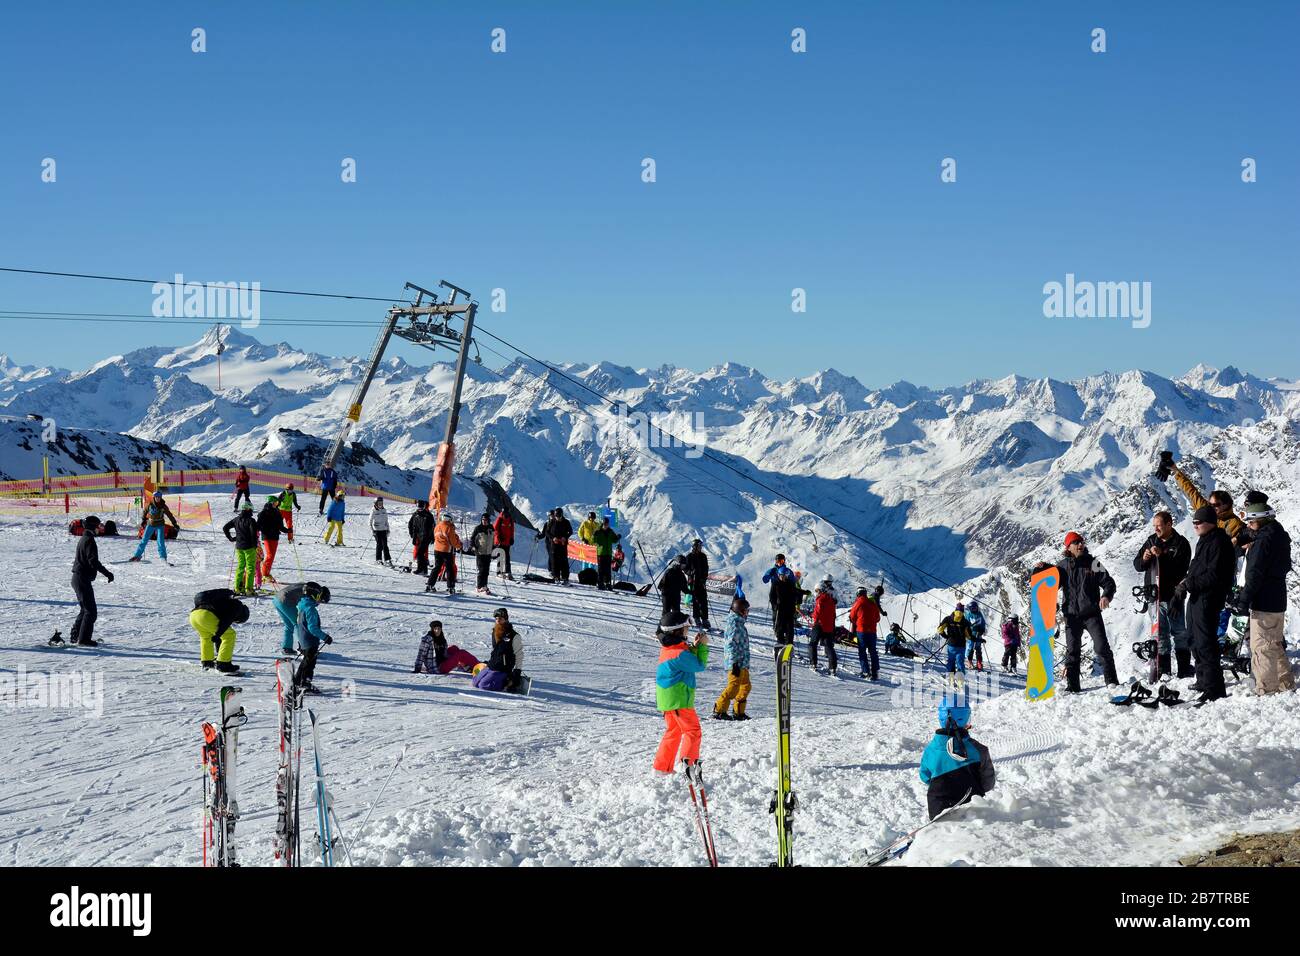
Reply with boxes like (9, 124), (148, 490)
(712, 597), (752, 720)
(919, 699), (995, 820)
(323, 493), (346, 546)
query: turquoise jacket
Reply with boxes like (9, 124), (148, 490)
(295, 596), (328, 643)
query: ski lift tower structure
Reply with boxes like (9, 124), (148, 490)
(390, 280), (480, 512)
(322, 280), (479, 515)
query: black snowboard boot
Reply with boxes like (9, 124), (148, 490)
(1157, 653), (1171, 677)
(1175, 649), (1194, 678)
(215, 661), (240, 674)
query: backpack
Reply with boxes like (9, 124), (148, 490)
(194, 588), (235, 609)
(577, 567), (599, 586)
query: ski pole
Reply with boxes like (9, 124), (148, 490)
(356, 744), (407, 839)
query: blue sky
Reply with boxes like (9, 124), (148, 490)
(1, 1), (1296, 385)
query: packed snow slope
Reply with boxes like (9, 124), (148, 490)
(4, 327), (1298, 593)
(2, 497), (1297, 867)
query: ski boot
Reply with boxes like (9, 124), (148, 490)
(128, 555), (142, 562)
(72, 638), (99, 648)
(731, 712), (751, 722)
(202, 660), (215, 671)
(710, 710), (732, 721)
(216, 661), (241, 675)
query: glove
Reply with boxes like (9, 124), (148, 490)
(104, 571), (114, 583)
(1172, 582), (1187, 605)
(323, 635), (333, 645)
(1155, 450), (1174, 482)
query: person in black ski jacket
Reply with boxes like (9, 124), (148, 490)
(408, 501), (435, 575)
(191, 588), (249, 673)
(1132, 510), (1193, 677)
(685, 539), (710, 628)
(469, 514), (495, 594)
(659, 555), (691, 616)
(1230, 498), (1294, 694)
(69, 515), (114, 647)
(542, 510), (573, 583)
(256, 498), (288, 585)
(1055, 531), (1118, 690)
(1182, 505), (1235, 702)
(762, 555), (805, 645)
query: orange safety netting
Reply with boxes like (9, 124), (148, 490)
(0, 467), (426, 505)
(0, 494), (212, 530)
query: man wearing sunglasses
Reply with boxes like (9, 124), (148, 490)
(1159, 452), (1245, 547)
(1057, 531), (1119, 692)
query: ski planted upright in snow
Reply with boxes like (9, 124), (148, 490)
(770, 642), (796, 866)
(201, 685), (245, 867)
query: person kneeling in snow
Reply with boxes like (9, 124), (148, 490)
(473, 607), (522, 691)
(653, 609), (709, 774)
(413, 619), (481, 674)
(919, 698), (996, 821)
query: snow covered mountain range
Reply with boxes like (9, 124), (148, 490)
(3, 327), (1298, 617)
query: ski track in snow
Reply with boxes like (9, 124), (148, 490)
(2, 499), (1299, 866)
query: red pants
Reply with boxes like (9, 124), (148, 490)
(280, 510), (294, 541)
(653, 708), (701, 772)
(261, 539), (279, 579)
(438, 647), (481, 674)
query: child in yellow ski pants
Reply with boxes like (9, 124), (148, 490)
(323, 521), (344, 546)
(190, 608), (237, 664)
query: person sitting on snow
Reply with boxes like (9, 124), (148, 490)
(413, 619), (481, 674)
(919, 697), (996, 821)
(472, 607), (522, 692)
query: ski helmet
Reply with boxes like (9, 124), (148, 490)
(266, 495), (279, 505)
(153, 491), (163, 501)
(856, 586), (868, 596)
(938, 700), (970, 729)
(285, 482), (294, 490)
(240, 501), (253, 511)
(232, 601), (250, 624)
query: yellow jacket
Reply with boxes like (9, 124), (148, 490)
(1171, 465), (1244, 541)
(578, 518), (599, 544)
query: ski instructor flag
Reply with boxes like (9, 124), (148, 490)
(1025, 566), (1058, 701)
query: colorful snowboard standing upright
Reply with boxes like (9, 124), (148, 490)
(200, 685), (245, 867)
(770, 642), (797, 866)
(1024, 567), (1059, 701)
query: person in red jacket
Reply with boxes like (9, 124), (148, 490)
(850, 584), (886, 680)
(808, 576), (839, 675)
(493, 509), (515, 580)
(233, 466), (251, 511)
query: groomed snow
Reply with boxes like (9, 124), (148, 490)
(2, 496), (1297, 867)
